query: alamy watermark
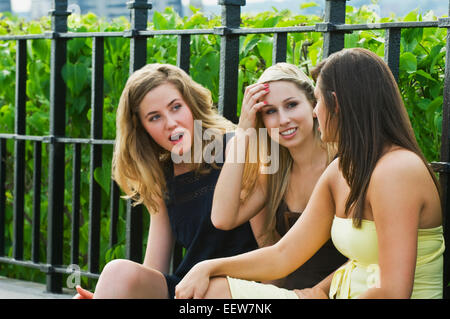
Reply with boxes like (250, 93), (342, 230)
(170, 120), (280, 174)
(66, 264), (81, 289)
(366, 263), (381, 289)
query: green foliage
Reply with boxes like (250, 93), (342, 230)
(0, 4), (446, 288)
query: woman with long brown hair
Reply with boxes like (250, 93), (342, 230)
(175, 48), (445, 299)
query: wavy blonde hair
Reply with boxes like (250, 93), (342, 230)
(113, 63), (236, 214)
(241, 63), (336, 236)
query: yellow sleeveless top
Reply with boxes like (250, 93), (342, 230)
(329, 216), (445, 299)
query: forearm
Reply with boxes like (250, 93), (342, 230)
(211, 133), (249, 227)
(205, 244), (292, 283)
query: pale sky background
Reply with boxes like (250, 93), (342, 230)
(9, 0), (449, 17)
(11, 0), (30, 12)
(9, 0), (285, 13)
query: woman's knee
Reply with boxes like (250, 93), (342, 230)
(100, 259), (139, 282)
(94, 259), (168, 298)
(95, 259), (143, 296)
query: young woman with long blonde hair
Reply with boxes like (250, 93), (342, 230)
(75, 63), (262, 299)
(209, 62), (346, 291)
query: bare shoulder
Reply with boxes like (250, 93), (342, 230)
(372, 148), (429, 181)
(318, 157), (341, 190)
(323, 157), (341, 180)
(369, 147), (436, 198)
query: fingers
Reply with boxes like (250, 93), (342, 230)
(175, 283), (206, 299)
(239, 83), (269, 130)
(243, 83), (269, 110)
(293, 287), (329, 299)
(75, 285), (94, 299)
(174, 285), (192, 299)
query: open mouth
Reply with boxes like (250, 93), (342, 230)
(280, 127), (297, 138)
(169, 132), (184, 143)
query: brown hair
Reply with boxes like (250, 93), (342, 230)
(311, 48), (441, 227)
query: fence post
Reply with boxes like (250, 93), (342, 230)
(217, 0), (244, 123)
(46, 0), (70, 293)
(87, 36), (105, 275)
(384, 28), (401, 82)
(125, 0), (152, 263)
(438, 1), (450, 299)
(177, 34), (191, 74)
(272, 32), (287, 64)
(13, 39), (26, 261)
(321, 0), (347, 58)
(0, 139), (5, 256)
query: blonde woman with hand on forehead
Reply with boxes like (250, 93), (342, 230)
(205, 62), (346, 295)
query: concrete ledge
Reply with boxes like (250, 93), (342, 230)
(0, 276), (76, 299)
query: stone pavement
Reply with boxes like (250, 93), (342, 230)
(0, 276), (75, 299)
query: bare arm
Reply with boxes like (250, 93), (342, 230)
(249, 205), (280, 248)
(211, 83), (269, 230)
(211, 132), (267, 230)
(175, 162), (338, 299)
(142, 199), (175, 274)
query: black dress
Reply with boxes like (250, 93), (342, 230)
(163, 133), (258, 298)
(275, 199), (347, 290)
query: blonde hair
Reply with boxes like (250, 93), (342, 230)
(113, 63), (236, 214)
(241, 63), (336, 238)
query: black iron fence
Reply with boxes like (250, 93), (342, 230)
(0, 0), (449, 298)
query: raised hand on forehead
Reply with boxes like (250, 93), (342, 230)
(238, 83), (269, 131)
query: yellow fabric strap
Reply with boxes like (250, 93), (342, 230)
(329, 261), (356, 299)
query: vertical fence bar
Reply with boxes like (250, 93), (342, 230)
(217, 0), (244, 123)
(322, 0), (347, 58)
(272, 32), (287, 64)
(126, 199), (142, 262)
(177, 34), (191, 74)
(439, 2), (450, 299)
(88, 36), (104, 274)
(0, 139), (5, 256)
(109, 180), (120, 248)
(384, 28), (401, 82)
(71, 143), (81, 266)
(125, 0), (151, 263)
(31, 141), (42, 263)
(13, 39), (27, 261)
(46, 0), (70, 293)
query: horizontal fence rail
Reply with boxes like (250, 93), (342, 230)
(0, 0), (449, 298)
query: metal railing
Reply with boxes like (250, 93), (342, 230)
(0, 0), (449, 298)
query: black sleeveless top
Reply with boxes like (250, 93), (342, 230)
(275, 199), (347, 290)
(163, 133), (258, 298)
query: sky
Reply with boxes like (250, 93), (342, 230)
(11, 0), (30, 12)
(9, 0), (449, 17)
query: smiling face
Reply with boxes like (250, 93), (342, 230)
(138, 82), (194, 156)
(260, 80), (315, 149)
